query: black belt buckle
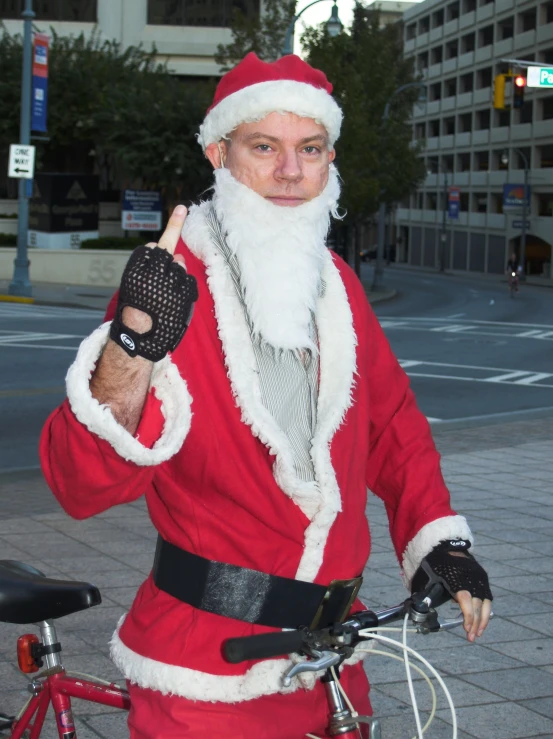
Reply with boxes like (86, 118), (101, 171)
(310, 576), (363, 630)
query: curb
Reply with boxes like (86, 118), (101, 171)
(364, 288), (397, 305)
(0, 294), (35, 304)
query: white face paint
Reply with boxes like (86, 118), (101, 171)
(212, 165), (341, 351)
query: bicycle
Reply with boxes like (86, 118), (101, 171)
(507, 270), (519, 298)
(0, 559), (469, 739)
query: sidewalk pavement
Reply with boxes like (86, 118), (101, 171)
(0, 416), (552, 738)
(0, 276), (395, 312)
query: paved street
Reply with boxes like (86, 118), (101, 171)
(0, 269), (552, 738)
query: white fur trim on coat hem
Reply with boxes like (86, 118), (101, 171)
(198, 80), (343, 150)
(65, 322), (192, 466)
(401, 515), (473, 586)
(110, 617), (366, 703)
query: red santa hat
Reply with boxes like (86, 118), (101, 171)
(198, 52), (342, 150)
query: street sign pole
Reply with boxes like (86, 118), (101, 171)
(9, 0), (34, 298)
(521, 165), (528, 277)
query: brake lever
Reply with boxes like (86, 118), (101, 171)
(281, 650), (342, 687)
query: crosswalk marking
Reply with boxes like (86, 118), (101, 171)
(484, 370), (532, 383)
(0, 304), (104, 320)
(378, 316), (553, 342)
(400, 359), (553, 389)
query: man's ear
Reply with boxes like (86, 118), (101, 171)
(328, 147), (336, 163)
(205, 141), (226, 169)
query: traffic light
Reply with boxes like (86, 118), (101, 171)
(493, 74), (507, 109)
(513, 75), (526, 108)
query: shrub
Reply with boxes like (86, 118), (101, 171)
(80, 236), (143, 250)
(0, 233), (17, 246)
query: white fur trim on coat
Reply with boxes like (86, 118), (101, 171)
(182, 202), (357, 584)
(65, 322), (192, 466)
(110, 617), (366, 703)
(401, 514), (474, 586)
(198, 80), (343, 150)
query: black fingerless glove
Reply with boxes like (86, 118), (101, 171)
(411, 539), (493, 602)
(110, 246), (198, 362)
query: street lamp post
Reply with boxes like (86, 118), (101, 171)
(9, 0), (34, 298)
(440, 166), (448, 272)
(282, 0), (343, 56)
(371, 82), (427, 292)
(502, 148), (529, 277)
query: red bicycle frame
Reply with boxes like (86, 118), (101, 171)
(10, 668), (130, 739)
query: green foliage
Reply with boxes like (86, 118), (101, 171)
(215, 0), (296, 70)
(302, 4), (426, 221)
(0, 27), (215, 206)
(80, 236), (143, 250)
(0, 233), (17, 246)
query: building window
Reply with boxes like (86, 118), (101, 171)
(539, 145), (553, 167)
(443, 116), (456, 135)
(0, 0), (97, 19)
(442, 154), (454, 171)
(415, 122), (426, 140)
(478, 25), (494, 46)
(461, 32), (475, 53)
(444, 77), (457, 97)
(476, 109), (491, 129)
(474, 150), (489, 170)
(426, 192), (438, 210)
(517, 100), (533, 124)
(541, 1), (553, 25)
(447, 1), (460, 20)
(514, 148), (531, 169)
(542, 48), (553, 64)
(490, 193), (504, 214)
(406, 22), (417, 40)
(445, 40), (458, 58)
(498, 17), (514, 39)
(492, 149), (508, 169)
(459, 71), (474, 92)
(537, 194), (553, 216)
(458, 112), (472, 132)
(519, 9), (537, 31)
(460, 193), (470, 211)
(493, 109), (511, 127)
(457, 152), (471, 171)
(476, 67), (492, 88)
(417, 192), (424, 209)
(147, 0), (259, 27)
(430, 82), (442, 101)
(428, 119), (441, 137)
(432, 8), (444, 26)
(417, 51), (429, 71)
(480, 0), (493, 6)
(418, 15), (430, 33)
(542, 94), (553, 120)
(431, 45), (443, 64)
(472, 192), (488, 212)
(463, 0), (477, 12)
(427, 156), (439, 173)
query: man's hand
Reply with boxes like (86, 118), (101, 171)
(91, 205), (195, 434)
(411, 540), (493, 643)
(122, 205), (188, 334)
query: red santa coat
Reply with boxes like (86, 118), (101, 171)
(40, 202), (471, 703)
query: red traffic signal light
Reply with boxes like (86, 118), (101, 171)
(513, 75), (526, 108)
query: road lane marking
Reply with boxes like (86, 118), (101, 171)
(400, 359), (553, 388)
(484, 371), (532, 383)
(378, 316), (553, 342)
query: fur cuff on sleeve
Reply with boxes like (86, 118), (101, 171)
(65, 322), (192, 466)
(401, 515), (473, 586)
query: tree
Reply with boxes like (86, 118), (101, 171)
(302, 4), (426, 262)
(215, 0), (295, 70)
(0, 27), (214, 207)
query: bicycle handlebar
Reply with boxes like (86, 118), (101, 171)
(224, 583), (451, 664)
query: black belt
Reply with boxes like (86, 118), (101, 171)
(153, 536), (362, 630)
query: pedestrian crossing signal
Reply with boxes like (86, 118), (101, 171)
(513, 75), (526, 108)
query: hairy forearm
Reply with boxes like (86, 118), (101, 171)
(90, 339), (153, 435)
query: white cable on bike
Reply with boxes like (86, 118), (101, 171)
(357, 647), (437, 736)
(358, 630), (457, 739)
(404, 614), (424, 739)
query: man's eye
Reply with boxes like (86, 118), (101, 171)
(303, 146), (321, 154)
(256, 144), (272, 152)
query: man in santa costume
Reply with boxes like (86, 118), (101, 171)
(40, 52), (492, 737)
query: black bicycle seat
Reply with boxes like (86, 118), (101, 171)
(0, 560), (101, 624)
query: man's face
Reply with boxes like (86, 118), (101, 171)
(206, 112), (336, 206)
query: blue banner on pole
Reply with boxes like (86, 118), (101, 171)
(31, 34), (49, 133)
(447, 186), (460, 220)
(503, 183), (530, 209)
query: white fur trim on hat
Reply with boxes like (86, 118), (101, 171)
(401, 515), (473, 586)
(65, 322), (192, 466)
(198, 80), (343, 150)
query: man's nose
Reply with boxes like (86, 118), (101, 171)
(275, 150), (303, 182)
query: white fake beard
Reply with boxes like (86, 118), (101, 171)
(212, 165), (341, 351)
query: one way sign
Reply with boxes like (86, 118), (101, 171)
(8, 144), (36, 179)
